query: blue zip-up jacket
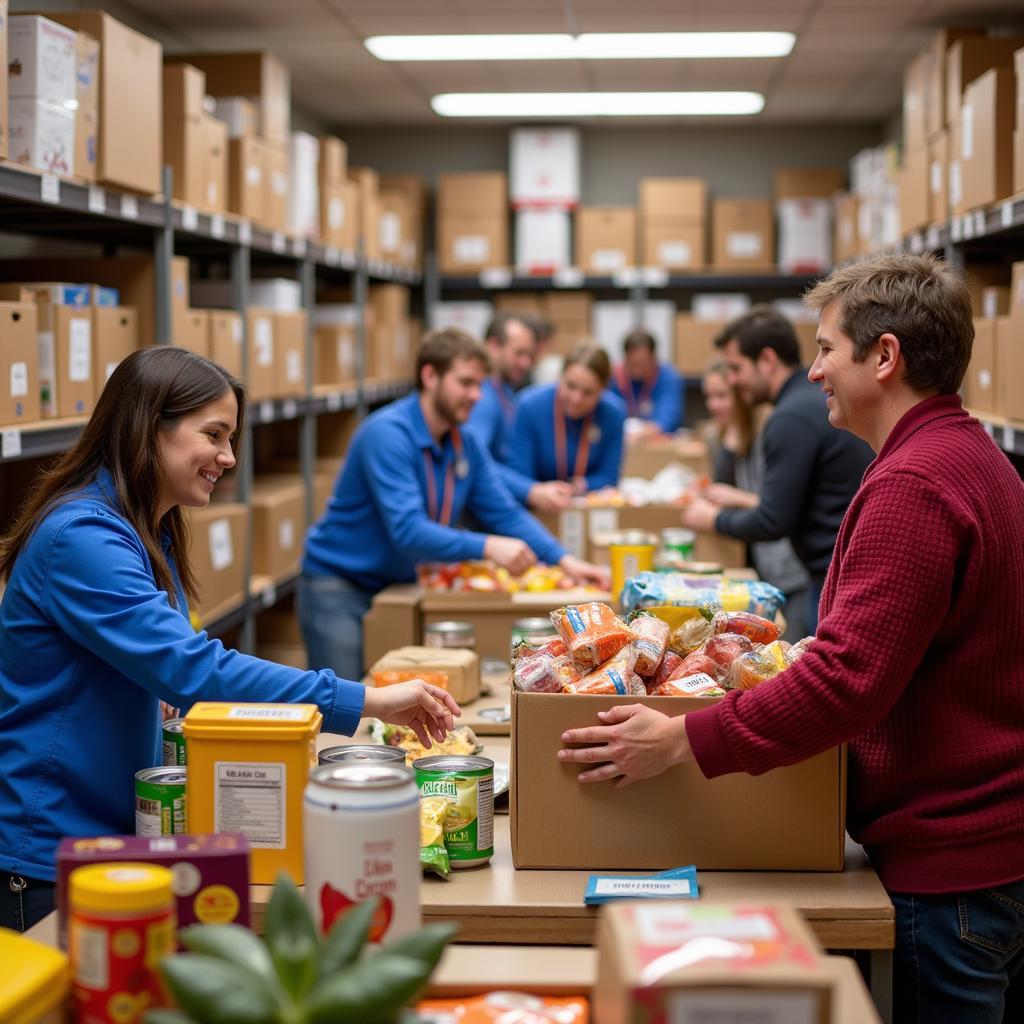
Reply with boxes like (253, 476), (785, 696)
(303, 392), (565, 592)
(508, 384), (626, 492)
(0, 470), (366, 882)
(465, 377), (538, 505)
(608, 363), (685, 434)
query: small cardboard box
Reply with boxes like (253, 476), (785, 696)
(928, 130), (949, 224)
(711, 200), (774, 270)
(925, 27), (984, 135)
(964, 318), (997, 415)
(980, 286), (1009, 320)
(314, 322), (357, 388)
(185, 502), (247, 623)
(946, 35), (1024, 127)
(228, 135), (268, 221)
(379, 186), (414, 264)
(74, 32), (99, 183)
(437, 171), (507, 217)
(638, 178), (706, 220)
(273, 310), (308, 396)
(995, 316), (1024, 421)
(594, 901), (833, 1024)
(163, 62), (205, 123)
(0, 301), (39, 426)
(202, 113), (228, 213)
(247, 308), (276, 400)
(251, 476), (305, 579)
(674, 314), (726, 376)
(363, 584), (423, 671)
(899, 144), (931, 235)
(960, 67), (1016, 210)
(209, 310), (242, 377)
(774, 167), (844, 200)
(319, 135), (347, 187)
(175, 308), (210, 358)
(321, 179), (357, 250)
(902, 49), (929, 153)
(640, 220), (705, 271)
(92, 305), (138, 395)
(265, 139), (289, 231)
(511, 690), (846, 870)
(54, 305), (93, 418)
(622, 437), (711, 480)
(370, 646), (481, 704)
(438, 215), (508, 274)
(163, 114), (205, 208)
(576, 207), (636, 273)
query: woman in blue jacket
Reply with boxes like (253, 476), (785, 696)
(0, 347), (458, 932)
(508, 343), (626, 495)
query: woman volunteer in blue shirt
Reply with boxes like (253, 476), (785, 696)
(508, 343), (626, 495)
(0, 347), (458, 932)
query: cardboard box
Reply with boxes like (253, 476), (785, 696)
(228, 135), (267, 221)
(437, 171), (507, 217)
(349, 165), (380, 256)
(639, 178), (706, 220)
(163, 114), (204, 207)
(594, 901), (833, 1024)
(379, 186), (415, 265)
(640, 220), (705, 271)
(899, 144), (931, 235)
(925, 27), (985, 136)
(312, 471), (334, 519)
(74, 32), (99, 183)
(163, 62), (204, 123)
(946, 36), (1024, 130)
(980, 286), (1009, 320)
(251, 476), (305, 579)
(928, 130), (949, 224)
(577, 207), (636, 273)
(209, 310), (242, 377)
(0, 0), (7, 161)
(777, 199), (832, 274)
(964, 318), (997, 415)
(314, 322), (357, 388)
(247, 308), (276, 400)
(381, 173), (427, 265)
(8, 15), (76, 106)
(832, 194), (861, 265)
(438, 216), (508, 274)
(274, 310), (308, 396)
(288, 131), (320, 238)
(48, 11), (162, 195)
(902, 49), (929, 154)
(369, 285), (410, 382)
(1017, 48), (1024, 129)
(775, 167), (844, 200)
(995, 316), (1024, 420)
(622, 437), (711, 479)
(1016, 129), (1024, 197)
(0, 301), (40, 426)
(511, 689), (846, 870)
(213, 96), (255, 139)
(92, 305), (137, 394)
(362, 585), (422, 670)
(319, 135), (347, 186)
(7, 97), (75, 175)
(961, 67), (1016, 210)
(544, 291), (592, 325)
(510, 127), (580, 206)
(370, 646), (481, 704)
(185, 502), (247, 622)
(712, 200), (774, 270)
(202, 114), (228, 213)
(515, 207), (571, 274)
(266, 140), (289, 231)
(175, 308), (210, 358)
(674, 314), (726, 376)
(321, 179), (357, 250)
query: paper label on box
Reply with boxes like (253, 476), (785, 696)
(121, 195), (139, 220)
(282, 399), (298, 420)
(338, 337), (354, 374)
(286, 349), (302, 382)
(636, 906), (779, 947)
(2, 430), (22, 459)
(10, 362), (28, 398)
(254, 318), (274, 366)
(215, 762), (286, 849)
(232, 318), (243, 343)
(328, 196), (345, 230)
(208, 518), (234, 571)
(979, 369), (992, 391)
(725, 231), (762, 259)
(593, 248), (626, 271)
(182, 206), (198, 232)
(454, 234), (489, 263)
(246, 164), (262, 187)
(668, 992), (818, 1024)
(38, 331), (55, 375)
(380, 211), (401, 251)
(279, 518), (295, 551)
(40, 174), (60, 205)
(227, 706), (308, 721)
(68, 319), (92, 382)
(962, 103), (974, 160)
(87, 186), (106, 214)
(211, 214), (225, 238)
(594, 878), (694, 898)
(558, 508), (586, 558)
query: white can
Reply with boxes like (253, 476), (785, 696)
(303, 762), (421, 943)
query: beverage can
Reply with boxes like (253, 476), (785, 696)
(135, 767), (187, 837)
(161, 718), (186, 767)
(413, 755), (494, 869)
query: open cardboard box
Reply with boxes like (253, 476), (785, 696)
(511, 690), (846, 871)
(622, 436), (711, 479)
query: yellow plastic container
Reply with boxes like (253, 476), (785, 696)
(0, 928), (70, 1024)
(183, 702), (322, 884)
(607, 530), (657, 604)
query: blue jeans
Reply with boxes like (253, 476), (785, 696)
(1, 871), (55, 932)
(297, 572), (375, 682)
(891, 879), (1024, 1023)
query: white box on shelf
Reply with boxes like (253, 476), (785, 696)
(776, 198), (832, 274)
(251, 278), (302, 313)
(510, 127), (580, 207)
(430, 301), (494, 341)
(514, 208), (571, 274)
(8, 15), (77, 108)
(8, 98), (75, 176)
(691, 293), (751, 321)
(287, 131), (320, 238)
(313, 304), (359, 328)
(593, 301), (674, 365)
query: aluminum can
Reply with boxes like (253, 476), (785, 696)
(135, 767), (187, 837)
(161, 718), (186, 766)
(424, 621), (476, 650)
(413, 755), (494, 868)
(319, 744), (407, 767)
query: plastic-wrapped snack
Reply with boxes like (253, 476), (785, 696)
(551, 602), (633, 670)
(704, 633), (755, 677)
(412, 993), (590, 1022)
(728, 639), (791, 691)
(512, 637), (579, 694)
(621, 571), (786, 620)
(670, 651), (720, 681)
(652, 672), (727, 697)
(667, 606), (726, 655)
(420, 795), (451, 880)
(722, 611), (780, 646)
(627, 611), (670, 678)
(647, 650), (683, 693)
(786, 636), (815, 665)
(564, 646), (643, 696)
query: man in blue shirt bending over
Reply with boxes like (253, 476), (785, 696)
(609, 329), (684, 435)
(467, 313), (574, 513)
(299, 327), (609, 680)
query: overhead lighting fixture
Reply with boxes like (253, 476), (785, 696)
(366, 32), (795, 62)
(431, 92), (765, 118)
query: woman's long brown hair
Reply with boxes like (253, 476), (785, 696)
(0, 346), (245, 606)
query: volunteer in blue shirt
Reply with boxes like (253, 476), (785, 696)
(0, 347), (458, 933)
(608, 329), (684, 435)
(508, 343), (627, 495)
(466, 313), (573, 513)
(299, 328), (608, 681)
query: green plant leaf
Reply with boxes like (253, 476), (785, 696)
(374, 922), (458, 976)
(305, 953), (433, 1024)
(317, 895), (380, 979)
(179, 924), (278, 986)
(143, 1011), (201, 1024)
(263, 871), (320, 1001)
(159, 954), (281, 1024)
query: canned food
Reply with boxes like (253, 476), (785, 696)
(319, 744), (408, 766)
(135, 767), (187, 837)
(662, 528), (696, 561)
(304, 763), (421, 942)
(511, 616), (557, 655)
(413, 755), (494, 869)
(424, 621), (476, 650)
(162, 718), (186, 767)
(608, 530), (657, 601)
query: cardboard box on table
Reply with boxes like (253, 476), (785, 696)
(184, 503), (247, 625)
(370, 646), (481, 704)
(622, 436), (710, 479)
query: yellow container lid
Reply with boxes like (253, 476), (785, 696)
(70, 862), (173, 915)
(0, 928), (70, 1024)
(184, 702), (323, 739)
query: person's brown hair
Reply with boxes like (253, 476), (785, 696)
(416, 326), (490, 390)
(623, 329), (656, 355)
(714, 306), (801, 367)
(0, 347), (245, 606)
(704, 360), (754, 457)
(803, 252), (973, 394)
(564, 342), (612, 387)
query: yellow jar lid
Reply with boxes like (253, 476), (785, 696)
(184, 702), (322, 739)
(0, 928), (70, 1023)
(70, 862), (173, 915)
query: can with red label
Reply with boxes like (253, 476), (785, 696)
(303, 762), (421, 943)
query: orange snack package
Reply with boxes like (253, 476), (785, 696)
(551, 602), (633, 670)
(627, 611), (670, 678)
(513, 637), (579, 694)
(564, 646), (643, 696)
(412, 992), (589, 1022)
(728, 640), (790, 691)
(371, 669), (449, 689)
(723, 611), (781, 646)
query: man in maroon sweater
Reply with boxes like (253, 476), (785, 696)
(559, 252), (1024, 1022)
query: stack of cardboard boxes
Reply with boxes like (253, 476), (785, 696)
(576, 206), (636, 273)
(437, 172), (509, 274)
(965, 262), (1024, 423)
(639, 178), (707, 271)
(368, 285), (412, 385)
(319, 136), (356, 252)
(380, 174), (427, 269)
(349, 166), (381, 260)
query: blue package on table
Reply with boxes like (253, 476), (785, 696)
(584, 864), (699, 905)
(620, 572), (785, 620)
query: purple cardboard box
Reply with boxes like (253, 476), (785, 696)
(57, 832), (250, 949)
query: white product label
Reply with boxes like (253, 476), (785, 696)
(974, 211), (986, 237)
(10, 362), (28, 398)
(272, 232), (287, 253)
(979, 369), (992, 391)
(282, 398), (298, 420)
(1002, 425), (1014, 451)
(38, 332), (55, 376)
(962, 103), (974, 160)
(962, 214), (974, 239)
(279, 518), (295, 551)
(40, 174), (60, 204)
(552, 267), (584, 288)
(325, 245), (341, 266)
(211, 214), (225, 238)
(726, 231), (763, 259)
(380, 211), (401, 251)
(246, 163), (262, 187)
(673, 672), (719, 694)
(121, 194), (139, 220)
(105, 361), (119, 382)
(68, 319), (92, 382)
(260, 400), (274, 422)
(215, 761), (286, 848)
(1002, 202), (1015, 229)
(926, 226), (941, 249)
(208, 518), (234, 571)
(951, 214), (963, 242)
(272, 171), (288, 196)
(930, 161), (942, 195)
(239, 221), (253, 246)
(589, 507), (619, 539)
(558, 508), (586, 558)
(949, 162), (963, 207)
(254, 317), (274, 366)
(669, 992), (818, 1024)
(286, 349), (302, 382)
(338, 337), (354, 374)
(454, 234), (489, 263)
(326, 391), (343, 412)
(657, 241), (691, 266)
(595, 878), (694, 897)
(592, 248), (626, 271)
(262, 583), (277, 608)
(87, 186), (106, 214)
(637, 906), (779, 947)
(328, 196), (345, 230)
(479, 267), (512, 288)
(182, 206), (198, 231)
(2, 430), (22, 459)
(228, 707), (307, 720)
(232, 317), (243, 343)
(643, 267), (669, 287)
(72, 922), (110, 989)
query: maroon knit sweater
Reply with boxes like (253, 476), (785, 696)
(686, 394), (1024, 893)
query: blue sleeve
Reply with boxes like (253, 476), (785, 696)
(608, 377), (625, 402)
(495, 461), (536, 505)
(585, 399), (625, 491)
(365, 420), (487, 563)
(652, 367), (683, 434)
(507, 398), (543, 483)
(41, 514), (365, 735)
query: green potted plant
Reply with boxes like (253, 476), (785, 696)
(145, 874), (457, 1024)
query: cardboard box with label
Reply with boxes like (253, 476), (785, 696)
(7, 97), (75, 176)
(319, 135), (347, 188)
(674, 314), (726, 377)
(964, 318), (997, 415)
(349, 165), (381, 258)
(74, 32), (99, 183)
(712, 200), (774, 271)
(175, 308), (210, 358)
(202, 114), (228, 213)
(314, 322), (357, 389)
(995, 316), (1024, 421)
(902, 49), (929, 153)
(577, 207), (636, 273)
(515, 208), (572, 274)
(512, 689), (846, 870)
(274, 310), (308, 396)
(899, 145), (931, 235)
(8, 15), (76, 107)
(228, 135), (267, 222)
(946, 35), (1024, 130)
(92, 306), (138, 395)
(639, 178), (706, 221)
(0, 301), (40, 426)
(774, 167), (844, 200)
(641, 221), (705, 272)
(370, 646), (480, 704)
(437, 172), (509, 274)
(247, 308), (276, 400)
(213, 96), (255, 139)
(381, 173), (426, 267)
(289, 131), (320, 239)
(251, 476), (305, 579)
(209, 310), (242, 378)
(925, 27), (984, 136)
(265, 140), (289, 231)
(510, 127), (580, 207)
(319, 178), (355, 250)
(777, 199), (832, 274)
(184, 503), (247, 624)
(960, 67), (1015, 211)
(928, 130), (949, 224)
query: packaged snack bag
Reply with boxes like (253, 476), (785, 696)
(786, 636), (815, 665)
(627, 611), (670, 678)
(728, 640), (790, 691)
(512, 638), (579, 694)
(722, 611), (780, 646)
(704, 633), (755, 676)
(551, 602), (633, 670)
(652, 672), (727, 697)
(621, 572), (786, 620)
(667, 606), (726, 655)
(564, 647), (643, 696)
(670, 651), (719, 681)
(647, 651), (682, 693)
(371, 669), (450, 689)
(412, 993), (589, 1022)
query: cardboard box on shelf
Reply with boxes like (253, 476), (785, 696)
(92, 305), (137, 394)
(251, 476), (305, 579)
(902, 49), (929, 153)
(162, 62), (204, 123)
(274, 310), (307, 395)
(1015, 130), (1024, 197)
(437, 171), (507, 216)
(0, 301), (40, 427)
(1017, 48), (1024, 128)
(349, 165), (381, 256)
(53, 305), (93, 419)
(265, 140), (289, 231)
(213, 96), (255, 139)
(314, 322), (357, 389)
(510, 127), (580, 206)
(228, 134), (267, 222)
(964, 318), (997, 415)
(832, 194), (861, 265)
(995, 316), (1024, 420)
(370, 647), (481, 704)
(288, 131), (320, 239)
(438, 216), (508, 274)
(948, 113), (964, 215)
(209, 310), (242, 377)
(576, 207), (636, 273)
(185, 502), (247, 623)
(899, 144), (931, 236)
(641, 221), (705, 271)
(312, 471), (334, 520)
(0, 0), (8, 161)
(319, 135), (347, 186)
(494, 293), (544, 318)
(674, 314), (726, 376)
(7, 98), (75, 176)
(515, 207), (571, 274)
(381, 173), (426, 265)
(47, 11), (162, 195)
(946, 35), (1024, 130)
(8, 15), (77, 107)
(980, 286), (1009, 319)
(319, 178), (353, 249)
(712, 200), (774, 270)
(163, 111), (204, 208)
(174, 308), (210, 358)
(544, 291), (592, 326)
(777, 199), (832, 274)
(775, 167), (844, 200)
(960, 67), (1016, 211)
(512, 689), (846, 870)
(639, 178), (706, 220)
(202, 114), (227, 213)
(74, 32), (99, 183)
(247, 308), (276, 400)
(928, 130), (949, 224)
(925, 27), (984, 136)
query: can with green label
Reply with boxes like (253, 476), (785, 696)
(135, 766), (187, 836)
(413, 755), (494, 868)
(661, 528), (696, 561)
(162, 718), (186, 766)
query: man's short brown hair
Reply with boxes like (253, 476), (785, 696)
(415, 327), (491, 391)
(564, 342), (612, 387)
(803, 252), (974, 394)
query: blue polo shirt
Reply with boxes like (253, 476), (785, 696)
(303, 392), (565, 592)
(609, 363), (685, 434)
(465, 377), (538, 505)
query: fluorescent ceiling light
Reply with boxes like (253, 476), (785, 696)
(367, 32), (795, 62)
(431, 92), (765, 118)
